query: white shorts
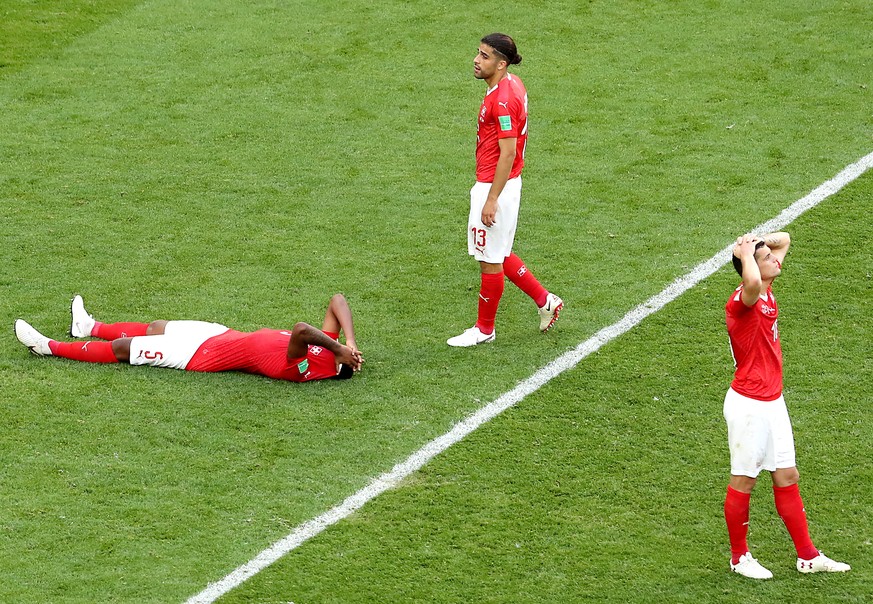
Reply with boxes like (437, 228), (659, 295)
(723, 387), (796, 477)
(128, 321), (229, 370)
(467, 177), (521, 263)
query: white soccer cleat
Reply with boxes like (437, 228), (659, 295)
(730, 552), (773, 579)
(70, 294), (95, 338)
(14, 319), (53, 356)
(538, 292), (563, 332)
(447, 326), (496, 347)
(797, 552), (850, 573)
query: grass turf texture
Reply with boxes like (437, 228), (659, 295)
(0, 0), (870, 602)
(228, 179), (871, 603)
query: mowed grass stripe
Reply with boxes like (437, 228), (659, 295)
(187, 151), (873, 603)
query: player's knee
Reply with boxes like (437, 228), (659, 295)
(771, 467), (799, 487)
(146, 320), (168, 335)
(112, 338), (132, 362)
(729, 475), (757, 494)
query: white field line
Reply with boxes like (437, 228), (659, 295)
(185, 151), (873, 604)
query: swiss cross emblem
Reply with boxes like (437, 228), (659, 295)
(310, 346), (323, 356)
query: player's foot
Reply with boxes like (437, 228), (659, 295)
(797, 552), (850, 573)
(70, 294), (95, 338)
(447, 326), (495, 347)
(14, 319), (53, 356)
(538, 292), (563, 332)
(730, 552), (773, 579)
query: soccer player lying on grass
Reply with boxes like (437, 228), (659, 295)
(723, 232), (849, 579)
(15, 293), (363, 382)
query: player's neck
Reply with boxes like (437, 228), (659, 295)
(485, 71), (508, 89)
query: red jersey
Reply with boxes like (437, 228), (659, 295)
(185, 328), (340, 382)
(725, 285), (782, 400)
(475, 74), (528, 182)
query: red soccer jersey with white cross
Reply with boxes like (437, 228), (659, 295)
(475, 74), (528, 182)
(725, 285), (783, 401)
(185, 328), (339, 382)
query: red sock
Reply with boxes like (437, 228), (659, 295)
(503, 253), (548, 307)
(724, 486), (751, 564)
(475, 272), (504, 335)
(48, 341), (119, 363)
(773, 483), (818, 560)
(93, 321), (149, 340)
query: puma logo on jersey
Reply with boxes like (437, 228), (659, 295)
(498, 101), (508, 108)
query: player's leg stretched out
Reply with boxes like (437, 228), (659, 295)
(16, 295), (154, 364)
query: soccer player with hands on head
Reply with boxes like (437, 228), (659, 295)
(447, 33), (563, 348)
(723, 231), (850, 579)
(16, 293), (363, 382)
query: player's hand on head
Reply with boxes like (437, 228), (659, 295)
(345, 341), (362, 367)
(733, 236), (745, 258)
(337, 344), (363, 371)
(734, 233), (759, 258)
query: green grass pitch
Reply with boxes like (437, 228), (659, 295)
(0, 1), (870, 602)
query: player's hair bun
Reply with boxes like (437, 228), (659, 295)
(481, 33), (522, 67)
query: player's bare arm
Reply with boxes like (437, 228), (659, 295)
(762, 231), (791, 264)
(306, 293), (364, 371)
(287, 322), (363, 371)
(322, 293), (359, 354)
(482, 137), (517, 227)
(733, 233), (764, 306)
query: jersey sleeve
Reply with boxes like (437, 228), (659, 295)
(726, 286), (754, 316)
(494, 88), (522, 139)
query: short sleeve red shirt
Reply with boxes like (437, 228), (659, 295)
(185, 328), (339, 382)
(725, 285), (783, 400)
(475, 74), (528, 182)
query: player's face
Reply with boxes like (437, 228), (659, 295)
(754, 245), (782, 280)
(473, 44), (505, 81)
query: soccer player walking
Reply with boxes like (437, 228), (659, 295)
(447, 33), (562, 347)
(723, 232), (850, 578)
